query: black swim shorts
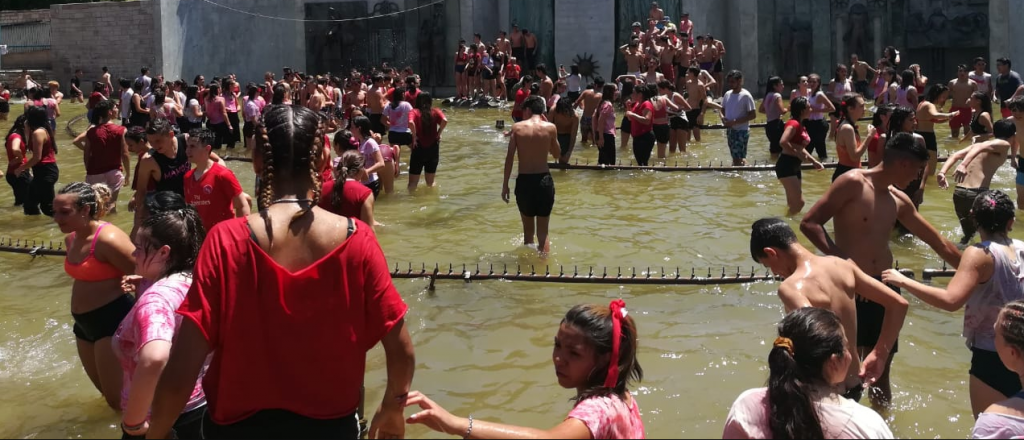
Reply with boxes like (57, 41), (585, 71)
(515, 172), (555, 217)
(775, 154), (803, 180)
(653, 124), (670, 144)
(857, 278), (901, 354)
(72, 294), (136, 343)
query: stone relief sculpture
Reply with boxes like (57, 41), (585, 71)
(904, 0), (989, 48)
(777, 16), (813, 83)
(843, 3), (872, 60)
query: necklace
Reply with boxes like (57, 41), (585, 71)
(270, 198), (314, 206)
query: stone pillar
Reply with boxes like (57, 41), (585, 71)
(498, 0), (509, 31)
(810, 0), (832, 76)
(459, 0), (473, 42)
(555, 0), (615, 82)
(872, 15), (882, 64)
(724, 0), (759, 88)
(835, 16), (844, 67)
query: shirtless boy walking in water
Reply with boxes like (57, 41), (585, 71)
(801, 132), (962, 406)
(502, 96), (561, 254)
(751, 218), (909, 401)
(949, 65), (979, 138)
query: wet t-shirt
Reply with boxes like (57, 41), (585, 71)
(567, 394), (646, 439)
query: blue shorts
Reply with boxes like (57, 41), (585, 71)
(726, 129), (750, 160)
(1017, 170), (1024, 187)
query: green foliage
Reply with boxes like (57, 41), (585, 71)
(4, 0), (129, 12)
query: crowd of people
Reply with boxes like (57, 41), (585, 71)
(6, 2), (1024, 438)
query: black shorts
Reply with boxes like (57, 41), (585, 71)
(971, 347), (1023, 398)
(369, 114), (386, 135)
(72, 294), (136, 343)
(775, 154), (803, 180)
(916, 130), (938, 152)
(620, 115), (631, 134)
(482, 69), (494, 80)
(0, 101), (9, 113)
(557, 133), (572, 157)
(684, 108), (702, 130)
(857, 278), (901, 353)
(388, 131), (413, 146)
(203, 409), (360, 440)
(653, 124), (670, 144)
(515, 172), (555, 217)
(670, 116), (687, 130)
(832, 164), (857, 182)
(409, 144), (440, 175)
(243, 121), (255, 139)
(713, 59), (724, 73)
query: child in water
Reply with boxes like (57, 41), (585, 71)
(404, 300), (646, 439)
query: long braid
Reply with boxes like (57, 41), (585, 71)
(300, 125), (325, 222)
(258, 122), (275, 212)
(999, 301), (1024, 352)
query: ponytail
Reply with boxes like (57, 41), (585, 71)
(330, 150), (365, 214)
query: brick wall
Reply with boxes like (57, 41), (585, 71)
(0, 9), (51, 25)
(49, 1), (155, 88)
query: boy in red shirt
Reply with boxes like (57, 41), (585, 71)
(86, 82), (106, 124)
(184, 129), (250, 232)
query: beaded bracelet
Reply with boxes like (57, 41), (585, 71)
(464, 415), (474, 439)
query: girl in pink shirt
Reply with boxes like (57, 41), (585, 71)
(405, 301), (646, 439)
(723, 308), (893, 439)
(114, 200), (208, 438)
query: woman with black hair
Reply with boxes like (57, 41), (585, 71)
(832, 93), (867, 182)
(409, 92), (447, 190)
(181, 85), (204, 134)
(915, 84), (958, 203)
(5, 115), (30, 206)
(128, 80), (150, 129)
(759, 76), (786, 157)
(625, 84), (657, 166)
(724, 308), (893, 438)
(14, 106), (59, 216)
(148, 105), (415, 439)
(776, 97), (824, 214)
(884, 190), (1024, 417)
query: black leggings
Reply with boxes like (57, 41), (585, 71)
(599, 133), (616, 166)
(203, 409), (360, 440)
(25, 162), (58, 216)
(208, 121), (230, 150)
(765, 119), (784, 154)
(632, 132), (656, 166)
(226, 112), (241, 146)
(804, 119), (829, 159)
(6, 170), (32, 206)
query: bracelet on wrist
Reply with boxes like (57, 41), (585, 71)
(464, 415), (474, 439)
(122, 420), (147, 431)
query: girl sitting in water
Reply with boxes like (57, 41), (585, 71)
(972, 300), (1024, 438)
(404, 300), (646, 439)
(724, 307), (893, 439)
(115, 196), (207, 438)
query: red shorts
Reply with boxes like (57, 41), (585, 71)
(660, 63), (675, 82)
(949, 106), (971, 129)
(1003, 107), (1013, 119)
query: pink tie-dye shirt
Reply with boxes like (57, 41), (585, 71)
(112, 273), (207, 414)
(567, 393), (646, 439)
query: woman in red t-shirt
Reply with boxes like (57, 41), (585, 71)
(625, 84), (656, 166)
(320, 150), (375, 228)
(0, 82), (11, 121)
(15, 106), (59, 216)
(867, 105), (894, 168)
(147, 105), (415, 439)
(409, 92), (448, 190)
(5, 115), (30, 205)
(775, 97), (824, 214)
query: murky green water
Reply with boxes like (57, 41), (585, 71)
(0, 101), (1014, 438)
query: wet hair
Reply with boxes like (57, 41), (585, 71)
(765, 76), (783, 97)
(145, 118), (174, 136)
(924, 84), (948, 103)
(750, 218), (798, 260)
(102, 66), (108, 73)
(972, 190), (1015, 234)
(206, 83), (222, 101)
(958, 64), (969, 73)
(125, 126), (147, 144)
(562, 304), (643, 402)
(883, 131), (929, 164)
(808, 74), (822, 95)
(247, 82), (259, 100)
(351, 115), (372, 138)
(972, 91), (994, 118)
(255, 105), (325, 225)
(728, 70), (745, 83)
(998, 301), (1024, 353)
(415, 92), (434, 128)
(789, 96), (809, 121)
(994, 119), (1017, 141)
(638, 83), (657, 101)
(886, 106), (916, 139)
(24, 106), (56, 153)
(139, 203), (205, 279)
(535, 64), (548, 76)
(687, 66), (701, 78)
(141, 67), (150, 75)
(6, 115), (28, 144)
(58, 182), (113, 220)
(132, 80), (145, 93)
(193, 75), (204, 85)
(529, 83), (541, 95)
(833, 63), (848, 82)
(899, 70), (915, 91)
(522, 75), (534, 84)
(188, 128), (216, 147)
(657, 80), (674, 91)
(554, 93), (574, 116)
(92, 81), (104, 92)
(145, 191), (187, 215)
(389, 87), (406, 109)
(523, 95), (546, 116)
(334, 129), (357, 153)
(330, 150), (367, 213)
(92, 99), (115, 125)
(872, 103), (896, 129)
(570, 65), (580, 75)
(272, 83), (287, 105)
(119, 77), (132, 89)
(884, 46), (899, 66)
(1010, 97), (1024, 113)
(592, 76), (605, 87)
(835, 93), (863, 127)
(998, 58), (1012, 69)
(184, 85), (199, 105)
(883, 67), (899, 88)
(768, 308), (846, 440)
(601, 83), (617, 102)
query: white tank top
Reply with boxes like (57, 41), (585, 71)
(896, 87), (912, 108)
(809, 91), (828, 121)
(832, 79), (853, 98)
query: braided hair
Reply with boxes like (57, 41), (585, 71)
(330, 150), (366, 214)
(58, 182), (113, 220)
(255, 105), (324, 225)
(972, 190), (1015, 235)
(998, 301), (1024, 354)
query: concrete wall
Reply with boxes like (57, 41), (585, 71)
(554, 0), (615, 82)
(49, 1), (155, 88)
(990, 0), (1024, 74)
(0, 9), (51, 25)
(154, 0), (305, 86)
